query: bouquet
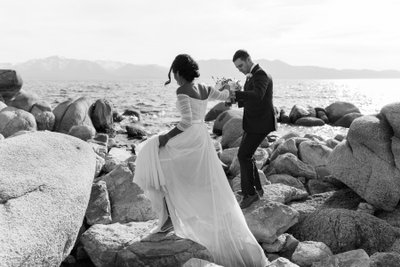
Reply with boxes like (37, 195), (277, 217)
(212, 77), (242, 105)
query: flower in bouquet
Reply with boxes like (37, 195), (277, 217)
(212, 76), (242, 92)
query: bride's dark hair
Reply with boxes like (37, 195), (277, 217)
(164, 54), (200, 85)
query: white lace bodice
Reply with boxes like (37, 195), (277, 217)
(176, 84), (229, 131)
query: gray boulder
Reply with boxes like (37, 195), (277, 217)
(53, 97), (94, 133)
(0, 70), (22, 101)
(325, 101), (360, 124)
(298, 141), (332, 168)
(8, 90), (39, 111)
(290, 208), (399, 255)
(221, 117), (243, 148)
(289, 104), (315, 124)
(0, 106), (37, 137)
(0, 131), (96, 266)
(205, 102), (230, 122)
(68, 125), (96, 141)
(333, 112), (363, 128)
(370, 252), (400, 267)
(30, 102), (55, 131)
(86, 180), (112, 225)
(295, 117), (325, 127)
(270, 153), (317, 179)
(91, 99), (113, 132)
(312, 249), (370, 267)
(81, 222), (211, 267)
(213, 109), (242, 135)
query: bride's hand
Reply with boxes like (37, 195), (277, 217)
(159, 134), (169, 147)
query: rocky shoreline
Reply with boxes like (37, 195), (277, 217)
(2, 69), (400, 267)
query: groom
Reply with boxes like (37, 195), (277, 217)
(232, 49), (277, 209)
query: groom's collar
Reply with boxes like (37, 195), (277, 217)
(249, 63), (256, 74)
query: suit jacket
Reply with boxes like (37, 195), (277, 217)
(235, 64), (277, 134)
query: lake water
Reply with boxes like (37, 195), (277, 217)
(22, 78), (400, 139)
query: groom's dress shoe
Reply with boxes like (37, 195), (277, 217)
(240, 194), (259, 209)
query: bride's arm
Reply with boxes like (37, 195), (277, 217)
(207, 84), (231, 101)
(159, 94), (192, 147)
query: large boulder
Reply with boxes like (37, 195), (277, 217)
(81, 222), (211, 267)
(221, 117), (243, 149)
(205, 102), (230, 122)
(328, 113), (400, 211)
(98, 165), (157, 223)
(333, 112), (363, 128)
(90, 99), (113, 132)
(298, 141), (332, 168)
(30, 101), (55, 131)
(0, 70), (23, 102)
(0, 131), (97, 266)
(8, 90), (39, 112)
(0, 106), (37, 137)
(289, 105), (315, 123)
(294, 117), (325, 126)
(269, 153), (317, 180)
(325, 101), (360, 124)
(53, 97), (94, 133)
(212, 109), (242, 135)
(290, 208), (399, 255)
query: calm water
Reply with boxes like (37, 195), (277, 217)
(23, 78), (400, 138)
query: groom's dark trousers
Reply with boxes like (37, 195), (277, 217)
(235, 64), (277, 196)
(238, 132), (267, 195)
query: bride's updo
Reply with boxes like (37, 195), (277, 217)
(165, 54), (200, 85)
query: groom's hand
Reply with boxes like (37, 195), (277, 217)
(159, 134), (169, 147)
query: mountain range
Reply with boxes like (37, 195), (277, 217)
(1, 56), (400, 81)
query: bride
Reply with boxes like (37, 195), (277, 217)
(134, 54), (268, 267)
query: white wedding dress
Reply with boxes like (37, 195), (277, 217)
(134, 84), (268, 267)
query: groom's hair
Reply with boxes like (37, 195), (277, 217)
(233, 49), (250, 62)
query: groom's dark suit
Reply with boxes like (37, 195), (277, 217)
(235, 64), (277, 197)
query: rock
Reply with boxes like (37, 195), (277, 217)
(312, 249), (369, 267)
(263, 183), (308, 204)
(270, 138), (298, 162)
(295, 117), (325, 127)
(316, 110), (329, 124)
(279, 109), (291, 124)
(219, 147), (239, 166)
(325, 101), (360, 124)
(279, 234), (301, 261)
(298, 141), (332, 167)
(221, 117), (243, 149)
(54, 97), (94, 133)
(375, 205), (400, 228)
(347, 115), (394, 164)
(0, 101), (7, 111)
(357, 202), (376, 215)
(262, 234), (287, 253)
(270, 153), (317, 179)
(68, 125), (96, 141)
(333, 112), (363, 128)
(30, 103), (55, 131)
(268, 257), (300, 267)
(183, 258), (223, 267)
(98, 165), (157, 223)
(122, 108), (141, 120)
(380, 102), (400, 138)
(370, 252), (400, 267)
(307, 179), (337, 195)
(0, 69), (23, 101)
(81, 222), (212, 267)
(325, 138), (340, 149)
(86, 181), (112, 225)
(0, 131), (96, 266)
(328, 140), (400, 211)
(8, 90), (39, 111)
(243, 200), (299, 243)
(291, 241), (333, 267)
(91, 99), (113, 132)
(0, 106), (37, 137)
(205, 102), (230, 122)
(103, 147), (134, 173)
(289, 105), (314, 123)
(213, 109), (242, 135)
(126, 124), (147, 139)
(267, 174), (306, 191)
(290, 208), (398, 255)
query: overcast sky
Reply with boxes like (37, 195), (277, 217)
(1, 0), (399, 70)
